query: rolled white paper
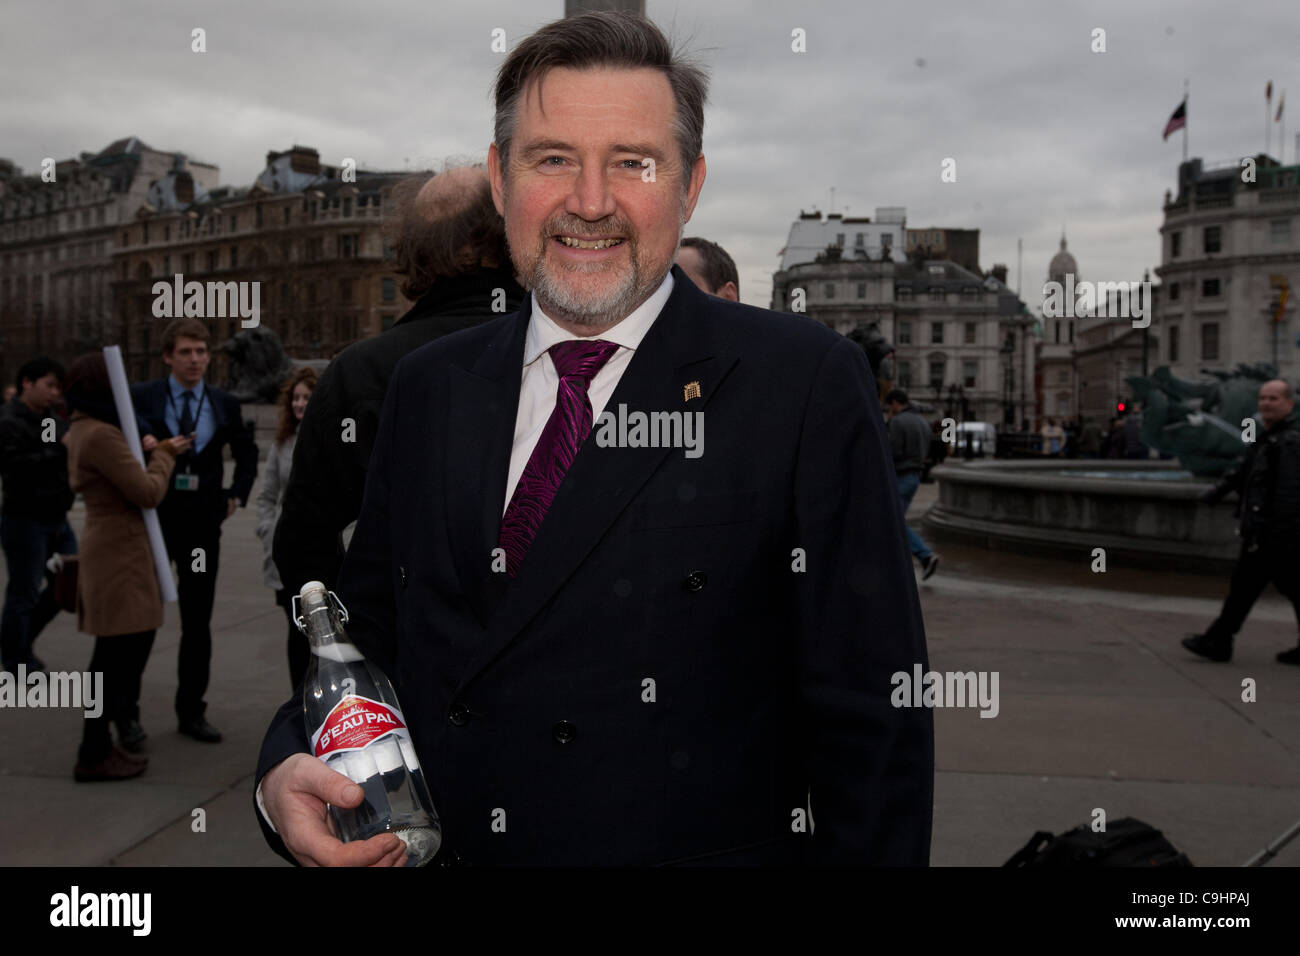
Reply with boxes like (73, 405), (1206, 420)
(102, 345), (178, 603)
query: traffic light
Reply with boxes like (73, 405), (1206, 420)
(1116, 401), (1127, 414)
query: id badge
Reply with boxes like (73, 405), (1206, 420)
(175, 474), (200, 491)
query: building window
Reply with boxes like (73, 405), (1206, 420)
(964, 322), (976, 344)
(229, 215), (237, 232)
(882, 233), (893, 249)
(835, 233), (844, 246)
(1169, 325), (1180, 362)
(856, 282), (866, 299)
(929, 287), (944, 301)
(824, 283), (835, 299)
(1055, 320), (1061, 344)
(339, 234), (357, 258)
(1069, 321), (1074, 345)
(162, 255), (170, 274)
(897, 320), (912, 344)
(1169, 282), (1179, 302)
(343, 198), (353, 218)
(340, 279), (353, 303)
(897, 360), (912, 388)
(1203, 225), (1221, 254)
(1170, 231), (1181, 257)
(928, 359), (945, 387)
(208, 250), (219, 271)
(931, 322), (944, 344)
(229, 246), (238, 269)
(382, 278), (396, 302)
(283, 206), (291, 224)
(163, 225), (170, 241)
(1201, 322), (1219, 361)
(1057, 369), (1068, 385)
(897, 286), (912, 301)
(280, 282), (290, 305)
(854, 232), (864, 248)
(963, 361), (977, 388)
(1201, 278), (1220, 298)
(182, 253), (191, 273)
(308, 282), (317, 307)
(1271, 219), (1292, 245)
(381, 313), (396, 331)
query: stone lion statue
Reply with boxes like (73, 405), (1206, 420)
(221, 326), (293, 403)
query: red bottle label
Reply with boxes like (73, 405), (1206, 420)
(311, 695), (407, 758)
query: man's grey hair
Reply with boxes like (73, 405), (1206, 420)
(493, 12), (709, 196)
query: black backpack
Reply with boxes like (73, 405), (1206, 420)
(1004, 817), (1193, 867)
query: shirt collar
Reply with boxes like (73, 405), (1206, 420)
(168, 375), (205, 400)
(523, 271), (675, 368)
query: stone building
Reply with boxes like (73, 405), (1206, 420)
(770, 209), (1035, 425)
(0, 137), (218, 386)
(0, 138), (415, 388)
(112, 145), (411, 383)
(1035, 234), (1080, 423)
(1154, 154), (1299, 382)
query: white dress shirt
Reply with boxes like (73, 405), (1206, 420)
(256, 270), (675, 835)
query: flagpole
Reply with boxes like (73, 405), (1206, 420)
(1183, 79), (1189, 163)
(1267, 82), (1273, 158)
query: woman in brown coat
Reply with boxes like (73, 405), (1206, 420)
(63, 354), (193, 781)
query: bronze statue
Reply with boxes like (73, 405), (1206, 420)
(221, 326), (293, 403)
(1128, 363), (1276, 476)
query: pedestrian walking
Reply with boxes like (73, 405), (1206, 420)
(1185, 379), (1300, 665)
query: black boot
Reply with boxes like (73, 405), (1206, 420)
(1182, 632), (1232, 662)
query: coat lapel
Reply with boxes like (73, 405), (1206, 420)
(444, 309), (530, 628)
(453, 269), (739, 692)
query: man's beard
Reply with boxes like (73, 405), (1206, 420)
(512, 211), (676, 328)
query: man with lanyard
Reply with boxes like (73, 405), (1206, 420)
(132, 318), (258, 746)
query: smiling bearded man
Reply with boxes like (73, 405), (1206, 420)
(255, 10), (934, 868)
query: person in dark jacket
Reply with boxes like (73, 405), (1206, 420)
(0, 357), (76, 672)
(886, 389), (938, 579)
(1185, 379), (1300, 664)
(130, 319), (259, 744)
(271, 165), (525, 608)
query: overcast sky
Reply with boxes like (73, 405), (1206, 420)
(2, 0), (1296, 310)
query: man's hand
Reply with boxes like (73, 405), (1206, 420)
(141, 434), (158, 452)
(226, 497), (239, 520)
(261, 753), (408, 867)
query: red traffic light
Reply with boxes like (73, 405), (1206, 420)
(1116, 402), (1126, 413)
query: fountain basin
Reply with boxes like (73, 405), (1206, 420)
(923, 459), (1241, 572)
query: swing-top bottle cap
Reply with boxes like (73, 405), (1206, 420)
(299, 581), (328, 610)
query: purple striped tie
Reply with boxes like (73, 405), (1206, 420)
(498, 339), (620, 577)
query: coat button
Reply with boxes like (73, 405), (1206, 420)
(684, 570), (707, 592)
(448, 703), (470, 726)
(399, 566), (408, 588)
(552, 720), (577, 744)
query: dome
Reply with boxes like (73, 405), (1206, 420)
(1048, 234), (1078, 281)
